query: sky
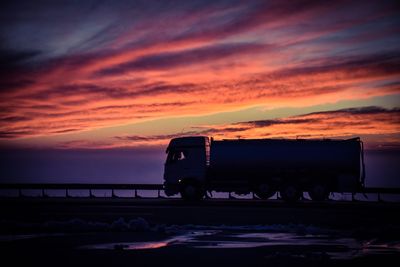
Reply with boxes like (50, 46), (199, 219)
(0, 0), (399, 184)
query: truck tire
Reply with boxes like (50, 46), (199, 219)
(180, 181), (204, 201)
(308, 183), (330, 201)
(254, 183), (275, 200)
(280, 183), (302, 203)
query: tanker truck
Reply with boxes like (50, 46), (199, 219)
(163, 136), (365, 202)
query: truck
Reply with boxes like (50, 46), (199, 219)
(163, 136), (365, 202)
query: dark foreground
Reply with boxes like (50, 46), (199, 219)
(1, 198), (400, 266)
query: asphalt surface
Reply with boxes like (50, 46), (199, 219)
(2, 197), (399, 228)
(1, 197), (400, 267)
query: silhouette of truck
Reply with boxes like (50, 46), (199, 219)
(163, 136), (365, 202)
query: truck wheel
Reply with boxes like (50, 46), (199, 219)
(280, 183), (301, 203)
(180, 182), (204, 201)
(308, 184), (330, 201)
(254, 183), (275, 200)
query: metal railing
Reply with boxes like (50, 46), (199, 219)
(1, 183), (400, 201)
(0, 183), (163, 198)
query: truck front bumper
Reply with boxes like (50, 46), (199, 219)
(163, 182), (180, 196)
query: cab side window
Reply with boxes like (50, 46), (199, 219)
(168, 150), (187, 163)
(174, 151), (186, 161)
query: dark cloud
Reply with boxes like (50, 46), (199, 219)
(114, 127), (254, 143)
(0, 116), (31, 123)
(50, 128), (82, 134)
(0, 50), (38, 92)
(243, 118), (319, 128)
(235, 107), (400, 130)
(0, 0), (350, 79)
(169, 0), (356, 44)
(267, 52), (400, 79)
(27, 84), (124, 100)
(0, 0), (399, 142)
(114, 131), (202, 142)
(0, 49), (41, 68)
(92, 101), (197, 111)
(31, 100), (197, 119)
(306, 106), (400, 116)
(0, 79), (35, 93)
(96, 42), (271, 76)
(0, 130), (35, 139)
(25, 81), (201, 101)
(206, 127), (249, 134)
(114, 106), (400, 143)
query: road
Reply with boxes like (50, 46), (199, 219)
(2, 197), (399, 228)
(2, 197), (400, 267)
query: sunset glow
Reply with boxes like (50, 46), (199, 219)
(1, 0), (399, 149)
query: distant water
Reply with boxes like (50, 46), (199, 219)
(0, 149), (399, 187)
(364, 150), (400, 187)
(0, 148), (165, 184)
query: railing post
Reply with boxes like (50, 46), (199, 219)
(134, 189), (141, 198)
(42, 188), (48, 198)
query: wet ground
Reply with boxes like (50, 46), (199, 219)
(81, 226), (400, 260)
(2, 222), (400, 266)
(1, 198), (400, 266)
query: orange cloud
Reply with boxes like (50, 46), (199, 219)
(104, 106), (400, 149)
(1, 1), (399, 143)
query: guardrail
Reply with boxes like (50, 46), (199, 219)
(362, 187), (400, 194)
(1, 183), (400, 201)
(359, 187), (400, 202)
(0, 183), (164, 198)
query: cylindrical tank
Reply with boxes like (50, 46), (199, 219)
(209, 138), (363, 189)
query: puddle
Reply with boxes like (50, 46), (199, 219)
(0, 233), (65, 242)
(88, 241), (170, 250)
(80, 229), (400, 259)
(80, 230), (219, 250)
(360, 240), (400, 256)
(0, 234), (41, 242)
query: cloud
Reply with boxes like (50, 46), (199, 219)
(0, 49), (41, 69)
(0, 116), (31, 122)
(268, 52), (400, 79)
(115, 131), (201, 143)
(305, 106), (400, 116)
(210, 106), (400, 145)
(0, 1), (399, 144)
(243, 118), (319, 128)
(95, 42), (271, 76)
(0, 130), (36, 139)
(1, 50), (399, 140)
(108, 106), (400, 149)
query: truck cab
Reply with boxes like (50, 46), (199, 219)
(163, 136), (209, 198)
